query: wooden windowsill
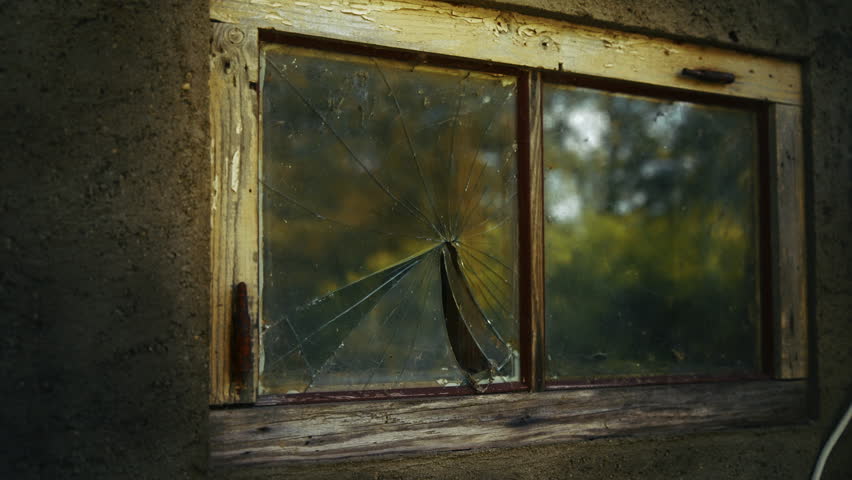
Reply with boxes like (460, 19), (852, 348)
(210, 379), (806, 467)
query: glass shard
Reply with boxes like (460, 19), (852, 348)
(543, 84), (760, 380)
(260, 45), (519, 394)
(440, 243), (514, 376)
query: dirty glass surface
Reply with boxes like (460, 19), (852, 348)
(543, 84), (760, 380)
(260, 45), (519, 395)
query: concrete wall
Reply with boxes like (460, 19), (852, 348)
(1, 0), (849, 478)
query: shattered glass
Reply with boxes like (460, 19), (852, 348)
(543, 84), (761, 380)
(259, 45), (519, 394)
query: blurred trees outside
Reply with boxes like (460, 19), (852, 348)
(256, 44), (762, 394)
(543, 85), (760, 379)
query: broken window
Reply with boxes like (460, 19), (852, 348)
(259, 45), (520, 395)
(209, 2), (807, 464)
(256, 42), (769, 398)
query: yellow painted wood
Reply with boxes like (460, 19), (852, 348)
(211, 0), (801, 105)
(210, 23), (260, 405)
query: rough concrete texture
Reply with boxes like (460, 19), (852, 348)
(478, 0), (811, 57)
(0, 1), (211, 478)
(0, 0), (849, 479)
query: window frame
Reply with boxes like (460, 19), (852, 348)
(208, 0), (807, 467)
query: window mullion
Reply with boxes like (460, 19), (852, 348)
(518, 70), (546, 392)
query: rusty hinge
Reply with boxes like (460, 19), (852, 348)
(230, 282), (252, 395)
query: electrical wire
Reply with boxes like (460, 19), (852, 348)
(811, 398), (852, 480)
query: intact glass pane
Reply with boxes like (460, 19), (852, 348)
(543, 84), (760, 380)
(260, 45), (519, 395)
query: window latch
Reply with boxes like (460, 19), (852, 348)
(231, 282), (252, 393)
(680, 68), (735, 84)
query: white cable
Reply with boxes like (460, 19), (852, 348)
(811, 398), (852, 480)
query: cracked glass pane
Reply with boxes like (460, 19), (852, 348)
(543, 84), (760, 380)
(259, 45), (519, 394)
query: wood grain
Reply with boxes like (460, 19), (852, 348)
(210, 380), (806, 466)
(211, 0), (802, 105)
(769, 104), (807, 379)
(518, 72), (545, 391)
(210, 23), (260, 405)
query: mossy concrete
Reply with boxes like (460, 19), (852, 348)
(1, 0), (849, 478)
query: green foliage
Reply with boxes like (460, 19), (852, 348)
(544, 86), (760, 379)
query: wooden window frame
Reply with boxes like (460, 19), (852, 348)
(208, 0), (807, 467)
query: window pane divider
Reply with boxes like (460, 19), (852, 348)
(518, 71), (546, 391)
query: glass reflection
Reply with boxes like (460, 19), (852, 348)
(543, 84), (760, 380)
(260, 45), (519, 394)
